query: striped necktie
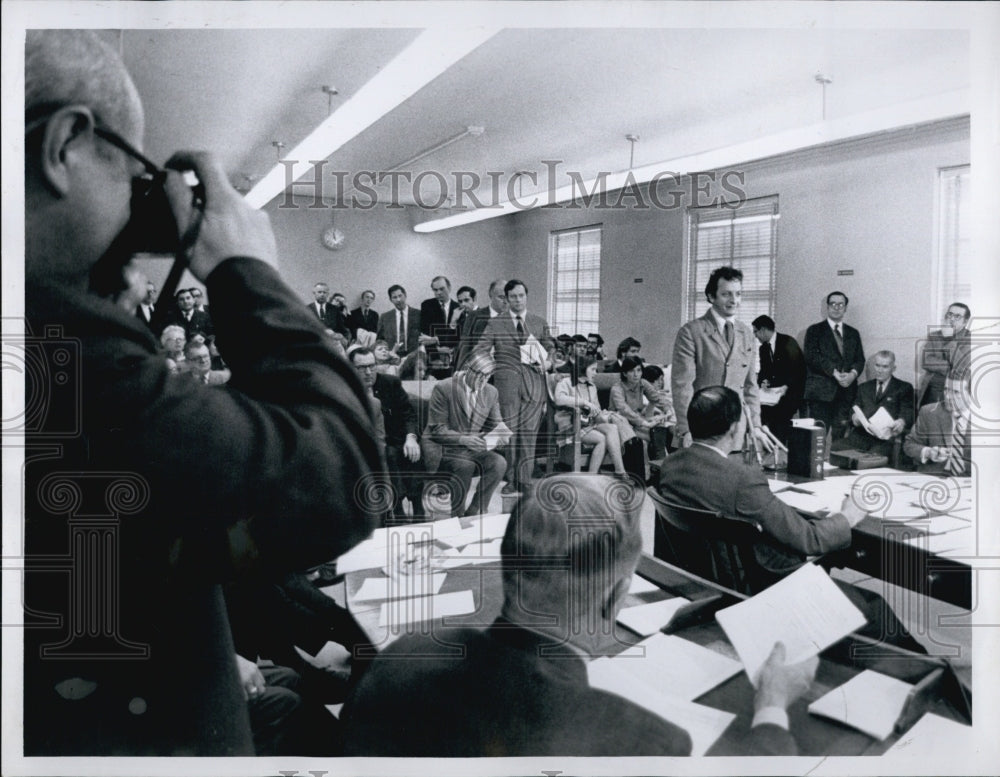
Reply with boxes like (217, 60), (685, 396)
(944, 414), (968, 476)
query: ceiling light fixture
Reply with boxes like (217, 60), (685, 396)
(244, 27), (499, 209)
(814, 73), (833, 121)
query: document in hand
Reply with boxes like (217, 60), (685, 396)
(715, 563), (867, 684)
(807, 669), (913, 740)
(852, 405), (895, 437)
(484, 421), (513, 451)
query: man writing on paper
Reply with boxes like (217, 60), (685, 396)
(422, 351), (511, 517)
(904, 370), (973, 476)
(658, 387), (925, 652)
(832, 350), (913, 459)
(342, 475), (815, 756)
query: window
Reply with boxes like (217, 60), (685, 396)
(684, 196), (778, 323)
(932, 165), (971, 322)
(548, 225), (601, 337)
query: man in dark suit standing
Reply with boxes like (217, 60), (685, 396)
(833, 350), (913, 457)
(419, 276), (461, 372)
(349, 347), (425, 520)
(454, 278), (507, 371)
(306, 282), (350, 341)
(342, 474), (811, 756)
(475, 280), (553, 492)
(422, 351), (508, 516)
(167, 287), (214, 343)
(376, 284), (421, 356)
(803, 291), (865, 441)
(347, 289), (379, 341)
(134, 280), (157, 331)
(752, 315), (805, 444)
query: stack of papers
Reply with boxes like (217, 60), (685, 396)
(436, 538), (503, 569)
(715, 563), (867, 683)
(808, 669), (913, 740)
(616, 597), (691, 636)
(852, 405), (896, 438)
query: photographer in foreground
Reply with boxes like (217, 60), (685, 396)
(23, 30), (381, 755)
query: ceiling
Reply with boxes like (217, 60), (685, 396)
(119, 26), (970, 213)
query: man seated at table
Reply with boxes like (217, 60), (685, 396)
(658, 386), (926, 652)
(903, 371), (972, 476)
(422, 351), (509, 517)
(341, 474), (815, 756)
(832, 350), (913, 458)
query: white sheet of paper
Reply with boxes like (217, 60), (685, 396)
(917, 514), (972, 534)
(715, 563), (867, 683)
(519, 334), (547, 366)
(484, 421), (513, 451)
(767, 479), (792, 493)
(808, 669), (913, 740)
(593, 633), (743, 701)
(378, 589), (476, 627)
(789, 478), (852, 500)
(759, 387), (784, 406)
(885, 712), (974, 756)
(616, 597), (691, 636)
(586, 658), (735, 756)
(848, 467), (908, 476)
(335, 522), (439, 573)
(435, 538), (504, 569)
(628, 575), (661, 594)
(775, 489), (841, 516)
(352, 573), (447, 602)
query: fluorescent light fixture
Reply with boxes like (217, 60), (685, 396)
(414, 89), (969, 233)
(244, 27), (498, 209)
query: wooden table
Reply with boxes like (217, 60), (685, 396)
(341, 515), (971, 756)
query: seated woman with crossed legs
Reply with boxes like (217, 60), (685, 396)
(553, 356), (633, 475)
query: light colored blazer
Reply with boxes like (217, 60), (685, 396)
(422, 376), (503, 471)
(671, 310), (760, 437)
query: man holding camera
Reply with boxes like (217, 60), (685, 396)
(23, 30), (381, 755)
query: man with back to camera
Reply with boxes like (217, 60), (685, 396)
(832, 350), (913, 458)
(671, 266), (776, 455)
(376, 284), (421, 357)
(474, 279), (553, 492)
(22, 30), (381, 755)
(341, 474), (816, 756)
(919, 302), (972, 407)
(803, 291), (865, 441)
(752, 314), (805, 445)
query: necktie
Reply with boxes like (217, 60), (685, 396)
(516, 315), (526, 345)
(834, 324), (844, 356)
(723, 321), (734, 351)
(944, 415), (968, 475)
(320, 303), (326, 319)
(875, 382), (884, 401)
(397, 311), (404, 348)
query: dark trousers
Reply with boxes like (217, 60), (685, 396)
(385, 443), (426, 519)
(438, 449), (507, 516)
(494, 366), (546, 485)
(809, 389), (853, 441)
(250, 664), (342, 756)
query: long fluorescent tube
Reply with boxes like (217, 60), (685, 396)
(414, 89), (969, 233)
(244, 27), (498, 209)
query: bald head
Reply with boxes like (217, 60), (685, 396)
(26, 31), (141, 136)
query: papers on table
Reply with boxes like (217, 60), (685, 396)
(617, 597), (691, 637)
(903, 529), (972, 555)
(586, 656), (736, 756)
(767, 479), (792, 493)
(627, 575), (662, 595)
(808, 669), (913, 740)
(484, 421), (513, 451)
(436, 538), (503, 569)
(433, 513), (510, 548)
(715, 563), (867, 684)
(911, 513), (971, 535)
(774, 489), (841, 516)
(851, 405), (896, 438)
(378, 589), (475, 628)
(884, 712), (974, 756)
(590, 633), (743, 702)
(351, 572), (447, 603)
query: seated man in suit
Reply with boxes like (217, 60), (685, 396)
(752, 314), (805, 444)
(904, 371), (973, 476)
(832, 350), (913, 458)
(183, 340), (231, 385)
(658, 386), (925, 652)
(423, 351), (509, 516)
(342, 474), (815, 756)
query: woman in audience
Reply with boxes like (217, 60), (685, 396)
(373, 339), (401, 376)
(553, 356), (631, 475)
(160, 324), (187, 374)
(610, 356), (673, 438)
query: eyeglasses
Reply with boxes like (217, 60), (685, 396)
(944, 312), (966, 320)
(827, 301), (847, 309)
(92, 126), (166, 199)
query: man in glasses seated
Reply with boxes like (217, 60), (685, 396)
(23, 30), (381, 756)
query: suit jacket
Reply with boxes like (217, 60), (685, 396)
(376, 306), (421, 354)
(135, 303), (156, 331)
(757, 332), (805, 419)
(453, 306), (495, 370)
(373, 372), (417, 447)
(341, 619), (698, 756)
(855, 376), (914, 429)
(423, 375), (502, 458)
(658, 444), (852, 577)
(919, 329), (971, 405)
(24, 258), (381, 755)
(803, 320), (865, 403)
(903, 402), (972, 475)
(165, 307), (214, 343)
(347, 306), (379, 338)
(420, 297), (461, 349)
(475, 311), (554, 375)
(306, 301), (349, 339)
(671, 311), (761, 438)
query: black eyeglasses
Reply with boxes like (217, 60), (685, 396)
(92, 126), (166, 198)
